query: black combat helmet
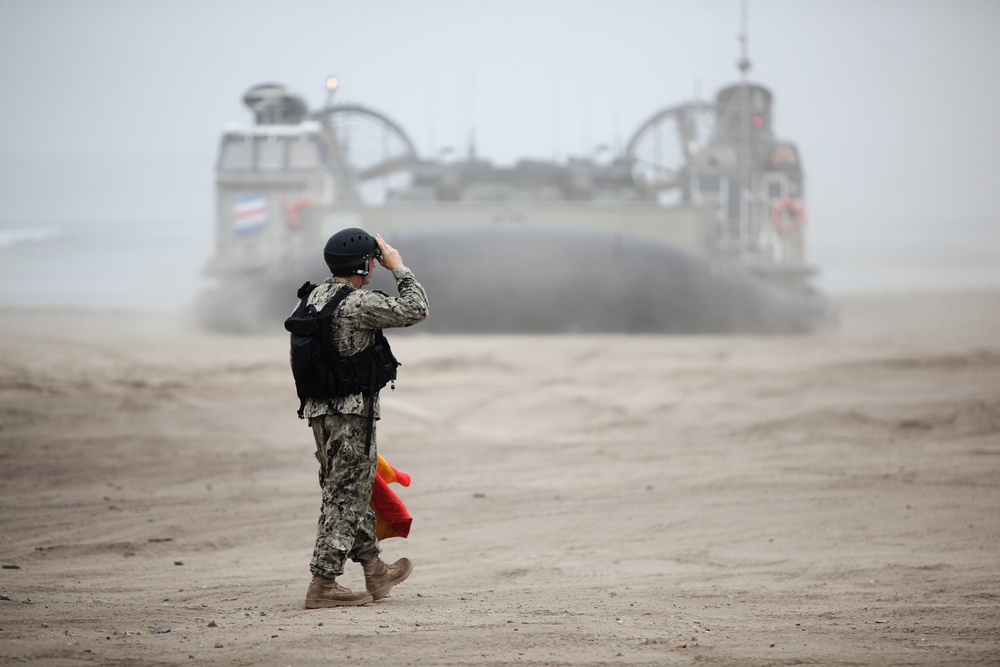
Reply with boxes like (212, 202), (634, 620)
(324, 227), (380, 276)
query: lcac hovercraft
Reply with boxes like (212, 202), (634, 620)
(198, 72), (832, 334)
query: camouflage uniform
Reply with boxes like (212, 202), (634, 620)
(305, 266), (428, 579)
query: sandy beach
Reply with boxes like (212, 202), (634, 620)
(1, 289), (998, 666)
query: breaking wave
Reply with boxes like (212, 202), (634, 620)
(0, 226), (61, 249)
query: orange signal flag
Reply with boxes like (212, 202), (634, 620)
(370, 455), (412, 540)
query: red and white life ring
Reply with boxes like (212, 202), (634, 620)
(283, 197), (314, 231)
(770, 198), (805, 235)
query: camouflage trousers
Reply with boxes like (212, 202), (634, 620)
(308, 413), (381, 578)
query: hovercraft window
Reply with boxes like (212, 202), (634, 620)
(288, 137), (324, 169)
(257, 137), (284, 171)
(695, 174), (721, 198)
(218, 136), (254, 170)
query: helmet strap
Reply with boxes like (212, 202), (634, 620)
(356, 252), (377, 276)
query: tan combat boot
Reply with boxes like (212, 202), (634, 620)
(304, 575), (373, 608)
(361, 557), (413, 601)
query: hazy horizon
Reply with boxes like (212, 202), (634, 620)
(1, 0), (998, 304)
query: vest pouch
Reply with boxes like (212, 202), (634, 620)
(341, 333), (399, 394)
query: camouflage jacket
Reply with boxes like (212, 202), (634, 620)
(301, 265), (428, 420)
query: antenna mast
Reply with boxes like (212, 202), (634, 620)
(737, 0), (755, 257)
(738, 0), (751, 80)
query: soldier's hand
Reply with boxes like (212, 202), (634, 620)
(375, 234), (403, 271)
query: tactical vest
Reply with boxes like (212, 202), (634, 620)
(285, 282), (400, 454)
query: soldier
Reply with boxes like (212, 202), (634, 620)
(300, 228), (428, 607)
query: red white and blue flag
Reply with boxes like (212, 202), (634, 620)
(232, 193), (267, 235)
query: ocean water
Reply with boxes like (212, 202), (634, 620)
(0, 219), (213, 311)
(0, 216), (997, 314)
(809, 216), (1000, 294)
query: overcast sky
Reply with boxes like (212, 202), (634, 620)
(1, 0), (998, 257)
